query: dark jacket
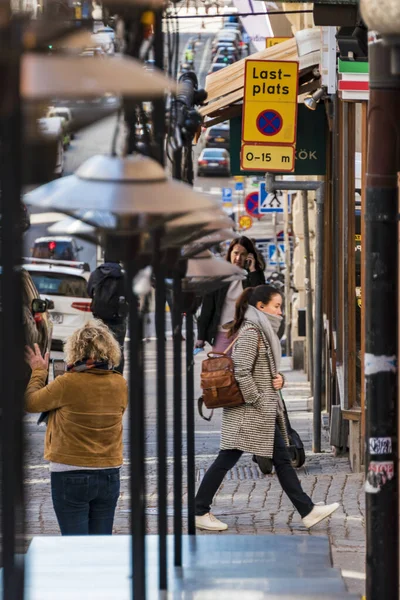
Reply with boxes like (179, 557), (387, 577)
(87, 262), (126, 325)
(197, 270), (265, 345)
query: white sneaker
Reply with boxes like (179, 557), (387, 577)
(195, 512), (228, 531)
(302, 502), (339, 529)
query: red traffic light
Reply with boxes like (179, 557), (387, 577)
(48, 241), (57, 252)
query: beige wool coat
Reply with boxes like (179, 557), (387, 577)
(220, 320), (289, 458)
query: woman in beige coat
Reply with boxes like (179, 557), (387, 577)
(195, 285), (339, 532)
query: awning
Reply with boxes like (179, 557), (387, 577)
(200, 27), (322, 127)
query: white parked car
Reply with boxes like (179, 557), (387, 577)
(92, 26), (115, 55)
(24, 260), (92, 352)
(37, 117), (64, 177)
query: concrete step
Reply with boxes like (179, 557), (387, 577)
(22, 534), (356, 599)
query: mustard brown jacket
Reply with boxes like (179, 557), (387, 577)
(25, 368), (128, 467)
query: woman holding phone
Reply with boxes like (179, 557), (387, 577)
(196, 236), (265, 354)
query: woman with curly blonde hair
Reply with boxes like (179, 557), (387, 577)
(25, 319), (128, 536)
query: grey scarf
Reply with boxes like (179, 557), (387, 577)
(244, 305), (282, 373)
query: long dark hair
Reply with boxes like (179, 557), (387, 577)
(226, 236), (265, 271)
(227, 285), (282, 337)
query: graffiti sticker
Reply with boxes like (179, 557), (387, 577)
(369, 437), (392, 455)
(365, 461), (394, 494)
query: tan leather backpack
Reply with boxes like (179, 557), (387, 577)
(198, 330), (259, 420)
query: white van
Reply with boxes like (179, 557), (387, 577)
(38, 117), (64, 177)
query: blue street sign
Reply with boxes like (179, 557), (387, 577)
(259, 183), (291, 214)
(235, 181), (244, 191)
(222, 187), (233, 203)
(268, 243), (285, 266)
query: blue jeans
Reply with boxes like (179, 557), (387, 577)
(51, 468), (120, 535)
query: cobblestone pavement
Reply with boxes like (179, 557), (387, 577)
(25, 347), (365, 597)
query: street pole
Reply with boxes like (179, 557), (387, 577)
(284, 190), (292, 356)
(363, 40), (399, 599)
(313, 183), (325, 453)
(301, 190), (314, 393)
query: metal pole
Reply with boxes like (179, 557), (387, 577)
(153, 9), (165, 167)
(172, 273), (183, 566)
(301, 190), (314, 392)
(313, 183), (325, 453)
(126, 252), (146, 600)
(185, 310), (196, 535)
(153, 229), (168, 591)
(284, 191), (292, 356)
(0, 17), (25, 600)
(272, 213), (280, 274)
(364, 40), (399, 599)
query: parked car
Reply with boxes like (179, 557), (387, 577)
(214, 46), (239, 62)
(46, 106), (74, 140)
(37, 117), (64, 177)
(197, 148), (230, 177)
(211, 42), (240, 59)
(92, 25), (115, 54)
(205, 123), (230, 149)
(207, 62), (229, 76)
(31, 236), (83, 262)
(24, 260), (92, 352)
(223, 22), (241, 31)
(21, 268), (53, 384)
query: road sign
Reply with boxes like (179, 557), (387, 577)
(222, 187), (233, 203)
(244, 191), (261, 219)
(241, 144), (295, 172)
(239, 215), (253, 230)
(259, 183), (289, 214)
(265, 37), (291, 48)
(235, 181), (244, 191)
(242, 60), (299, 144)
(268, 243), (285, 266)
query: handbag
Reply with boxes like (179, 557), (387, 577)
(280, 390), (306, 468)
(198, 330), (260, 421)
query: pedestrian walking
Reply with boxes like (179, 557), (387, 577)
(195, 236), (265, 355)
(195, 285), (339, 531)
(25, 320), (128, 536)
(87, 256), (128, 374)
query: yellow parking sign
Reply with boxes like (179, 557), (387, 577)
(242, 60), (298, 145)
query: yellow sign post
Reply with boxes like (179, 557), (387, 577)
(242, 59), (299, 144)
(241, 143), (295, 172)
(265, 37), (291, 49)
(239, 215), (253, 230)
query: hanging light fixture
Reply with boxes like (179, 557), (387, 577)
(25, 154), (219, 227)
(22, 53), (177, 99)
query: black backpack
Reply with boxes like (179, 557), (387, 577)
(91, 269), (127, 321)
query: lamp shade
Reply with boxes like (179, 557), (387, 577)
(186, 253), (246, 279)
(182, 229), (238, 258)
(25, 154), (219, 217)
(22, 54), (177, 99)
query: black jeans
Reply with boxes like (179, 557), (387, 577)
(195, 425), (314, 518)
(51, 468), (120, 535)
(105, 321), (126, 375)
